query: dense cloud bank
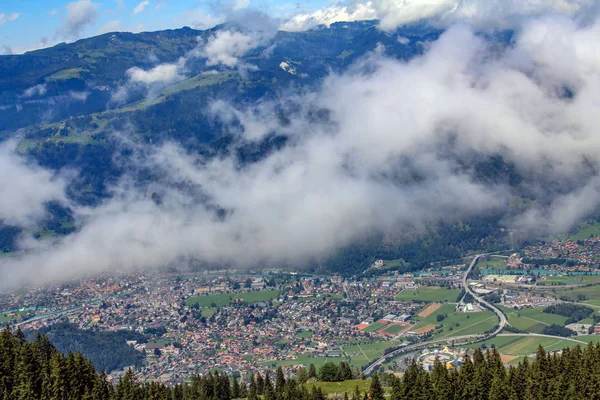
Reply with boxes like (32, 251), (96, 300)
(281, 0), (596, 31)
(1, 14), (600, 286)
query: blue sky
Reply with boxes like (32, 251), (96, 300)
(0, 0), (330, 54)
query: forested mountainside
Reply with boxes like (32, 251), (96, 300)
(3, 326), (600, 399)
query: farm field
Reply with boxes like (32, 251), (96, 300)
(185, 290), (280, 307)
(419, 303), (443, 317)
(554, 286), (600, 302)
(395, 287), (460, 303)
(498, 307), (569, 333)
(539, 275), (600, 286)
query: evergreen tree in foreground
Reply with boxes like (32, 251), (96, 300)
(7, 326), (600, 399)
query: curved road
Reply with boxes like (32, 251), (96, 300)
(364, 254), (510, 376)
(462, 255), (509, 335)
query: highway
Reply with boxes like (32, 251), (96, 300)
(462, 255), (509, 335)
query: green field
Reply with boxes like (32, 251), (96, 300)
(381, 324), (406, 335)
(0, 310), (28, 323)
(296, 331), (313, 339)
(499, 307), (568, 333)
(465, 336), (523, 350)
(539, 275), (600, 286)
(478, 258), (508, 270)
(201, 308), (216, 318)
(185, 290), (280, 307)
(554, 286), (600, 302)
(498, 337), (575, 356)
(382, 259), (407, 268)
(310, 380), (370, 396)
(362, 321), (388, 333)
(395, 287), (460, 303)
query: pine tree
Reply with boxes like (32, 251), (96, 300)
(370, 373), (384, 400)
(248, 373), (259, 400)
(297, 367), (308, 384)
(308, 364), (317, 379)
(231, 378), (240, 399)
(352, 384), (361, 400)
(276, 366), (286, 396)
(256, 373), (265, 395)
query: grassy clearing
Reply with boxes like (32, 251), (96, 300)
(45, 67), (87, 81)
(395, 287), (460, 303)
(161, 71), (236, 97)
(201, 308), (216, 318)
(296, 331), (313, 339)
(382, 259), (407, 268)
(185, 290), (280, 307)
(499, 307), (568, 333)
(310, 380), (370, 396)
(478, 258), (508, 270)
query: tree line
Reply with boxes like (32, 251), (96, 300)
(7, 325), (600, 399)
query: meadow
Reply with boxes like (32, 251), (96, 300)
(498, 306), (569, 333)
(395, 287), (460, 303)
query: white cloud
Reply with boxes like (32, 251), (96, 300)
(126, 62), (185, 85)
(0, 142), (67, 227)
(133, 0), (150, 15)
(57, 0), (100, 38)
(202, 30), (259, 68)
(234, 0), (250, 11)
(281, 0), (595, 31)
(280, 3), (377, 31)
(179, 9), (226, 30)
(5, 14), (600, 286)
(0, 13), (19, 25)
(98, 19), (122, 34)
(22, 84), (47, 98)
